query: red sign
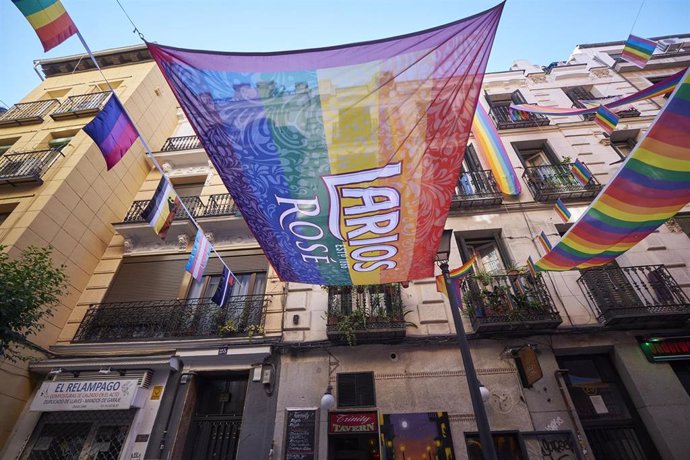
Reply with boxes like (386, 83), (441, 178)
(328, 411), (378, 434)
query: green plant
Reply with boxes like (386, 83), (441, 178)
(246, 324), (265, 338)
(218, 319), (238, 336)
(560, 155), (572, 164)
(0, 245), (68, 362)
(334, 308), (368, 346)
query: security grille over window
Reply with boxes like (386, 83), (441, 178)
(21, 410), (135, 460)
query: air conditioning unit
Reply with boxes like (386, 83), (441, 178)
(657, 38), (684, 53)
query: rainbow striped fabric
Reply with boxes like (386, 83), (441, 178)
(185, 229), (211, 281)
(12, 0), (78, 51)
(621, 34), (657, 69)
(537, 66), (690, 271)
(554, 198), (571, 223)
(83, 95), (138, 170)
(537, 231), (553, 253)
(570, 159), (593, 186)
(526, 256), (537, 278)
(471, 103), (522, 195)
(435, 255), (477, 301)
(595, 105), (619, 134)
(149, 4), (504, 285)
(509, 69), (684, 116)
(141, 177), (182, 239)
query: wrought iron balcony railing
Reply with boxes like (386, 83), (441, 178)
(204, 193), (241, 217)
(452, 170), (503, 208)
(122, 195), (205, 222)
(578, 265), (690, 327)
(461, 272), (562, 334)
(489, 105), (550, 130)
(50, 92), (110, 119)
(0, 149), (64, 185)
(72, 296), (268, 343)
(523, 163), (602, 202)
(160, 135), (202, 152)
(326, 284), (406, 344)
(0, 100), (59, 127)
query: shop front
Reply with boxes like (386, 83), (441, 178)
(328, 411), (380, 460)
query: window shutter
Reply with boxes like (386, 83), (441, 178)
(102, 257), (188, 303)
(337, 372), (375, 408)
(511, 90), (527, 104)
(205, 252), (269, 275)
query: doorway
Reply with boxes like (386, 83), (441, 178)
(329, 433), (381, 460)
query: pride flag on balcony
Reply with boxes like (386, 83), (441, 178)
(148, 3), (504, 286)
(11, 0), (78, 51)
(621, 35), (657, 69)
(537, 231), (553, 253)
(141, 177), (181, 239)
(186, 229), (211, 281)
(570, 159), (593, 186)
(471, 103), (521, 196)
(435, 255), (477, 304)
(212, 266), (235, 306)
(537, 66), (690, 271)
(554, 198), (572, 223)
(594, 105), (619, 134)
(83, 95), (138, 170)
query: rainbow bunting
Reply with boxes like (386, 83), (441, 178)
(621, 34), (657, 69)
(509, 69), (684, 116)
(12, 0), (78, 51)
(554, 198), (571, 223)
(526, 256), (537, 278)
(595, 105), (619, 134)
(435, 255), (477, 301)
(148, 4), (504, 286)
(471, 104), (522, 195)
(83, 95), (138, 170)
(537, 66), (690, 271)
(537, 231), (553, 253)
(141, 177), (182, 239)
(570, 159), (593, 186)
(185, 229), (211, 281)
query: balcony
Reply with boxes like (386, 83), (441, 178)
(523, 163), (602, 202)
(0, 149), (64, 186)
(489, 105), (550, 130)
(123, 195), (206, 222)
(72, 296), (268, 343)
(578, 265), (690, 328)
(161, 135), (203, 152)
(0, 100), (59, 127)
(50, 92), (110, 119)
(462, 272), (562, 334)
(452, 170), (503, 209)
(326, 284), (407, 345)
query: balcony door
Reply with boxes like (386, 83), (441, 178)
(579, 262), (642, 313)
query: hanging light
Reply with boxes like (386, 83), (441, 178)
(320, 384), (336, 410)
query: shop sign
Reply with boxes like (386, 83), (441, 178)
(516, 346), (543, 387)
(30, 379), (139, 412)
(329, 411), (378, 434)
(638, 336), (690, 362)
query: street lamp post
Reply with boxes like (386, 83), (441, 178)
(436, 229), (497, 460)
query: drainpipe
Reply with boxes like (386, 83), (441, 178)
(555, 369), (593, 460)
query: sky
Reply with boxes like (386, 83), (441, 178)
(1, 0), (689, 107)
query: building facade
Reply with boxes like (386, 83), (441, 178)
(2, 34), (690, 460)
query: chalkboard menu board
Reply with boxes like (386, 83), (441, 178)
(284, 408), (317, 460)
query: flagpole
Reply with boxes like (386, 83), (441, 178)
(74, 31), (238, 284)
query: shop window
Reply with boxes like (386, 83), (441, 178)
(337, 372), (376, 408)
(466, 432), (525, 460)
(457, 230), (513, 275)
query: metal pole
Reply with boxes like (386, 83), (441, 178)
(441, 261), (497, 460)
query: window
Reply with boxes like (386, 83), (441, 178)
(457, 230), (512, 275)
(337, 372), (376, 408)
(0, 137), (19, 155)
(564, 85), (596, 108)
(671, 362), (690, 397)
(673, 213), (690, 237)
(609, 129), (639, 163)
(461, 144), (483, 173)
(188, 271), (267, 303)
(466, 432), (525, 460)
(0, 203), (19, 226)
(512, 140), (560, 168)
(646, 76), (671, 99)
(43, 88), (70, 100)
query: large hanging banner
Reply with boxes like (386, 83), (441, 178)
(537, 66), (690, 271)
(510, 68), (684, 116)
(148, 4), (503, 285)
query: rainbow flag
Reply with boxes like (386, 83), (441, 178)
(526, 256), (537, 278)
(554, 198), (571, 223)
(537, 231), (552, 253)
(12, 0), (78, 51)
(595, 105), (619, 134)
(621, 34), (657, 69)
(570, 159), (593, 186)
(141, 177), (181, 239)
(148, 4), (504, 286)
(537, 66), (690, 271)
(509, 69), (684, 116)
(435, 255), (477, 303)
(185, 229), (211, 281)
(83, 95), (138, 170)
(471, 103), (522, 195)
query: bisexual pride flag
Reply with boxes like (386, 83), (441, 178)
(83, 94), (138, 170)
(148, 3), (504, 285)
(12, 0), (78, 51)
